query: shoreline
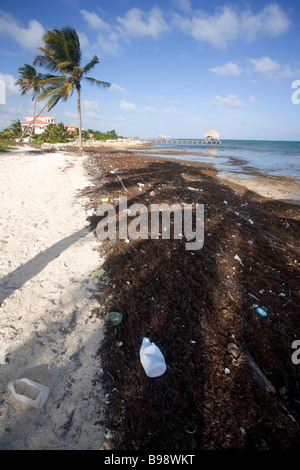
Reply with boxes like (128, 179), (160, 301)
(0, 144), (299, 450)
(67, 141), (300, 206)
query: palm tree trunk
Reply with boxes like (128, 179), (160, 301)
(77, 85), (83, 151)
(19, 101), (49, 143)
(29, 92), (37, 144)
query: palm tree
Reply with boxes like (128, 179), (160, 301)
(15, 64), (46, 143)
(4, 119), (23, 139)
(33, 26), (111, 150)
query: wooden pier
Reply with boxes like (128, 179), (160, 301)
(146, 138), (221, 145)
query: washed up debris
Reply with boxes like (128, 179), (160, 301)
(8, 378), (49, 408)
(90, 268), (105, 278)
(140, 337), (166, 378)
(149, 190), (156, 197)
(87, 208), (96, 217)
(227, 343), (275, 394)
(116, 174), (128, 192)
(102, 197), (109, 202)
(256, 307), (268, 317)
(105, 312), (123, 326)
(234, 254), (243, 265)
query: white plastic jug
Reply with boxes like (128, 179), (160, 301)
(140, 337), (166, 378)
(8, 378), (49, 408)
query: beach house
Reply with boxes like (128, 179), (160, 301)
(21, 115), (56, 134)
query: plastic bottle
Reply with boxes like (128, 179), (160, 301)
(8, 378), (49, 408)
(140, 337), (166, 378)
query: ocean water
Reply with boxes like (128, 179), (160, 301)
(140, 139), (300, 183)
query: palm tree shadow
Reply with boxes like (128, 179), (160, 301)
(0, 226), (91, 303)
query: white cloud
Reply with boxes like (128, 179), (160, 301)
(250, 57), (300, 80)
(0, 73), (19, 97)
(80, 10), (121, 56)
(241, 4), (290, 41)
(96, 31), (120, 56)
(210, 62), (241, 76)
(82, 99), (100, 112)
(249, 96), (257, 103)
(162, 107), (181, 116)
(117, 7), (169, 39)
(109, 84), (129, 94)
(173, 0), (191, 12)
(80, 10), (110, 30)
(173, 6), (239, 49)
(145, 106), (157, 112)
(172, 3), (291, 49)
(120, 99), (138, 112)
(250, 56), (280, 75)
(210, 94), (244, 107)
(0, 10), (45, 49)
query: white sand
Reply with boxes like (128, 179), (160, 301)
(0, 146), (106, 450)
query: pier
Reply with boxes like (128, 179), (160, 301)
(146, 138), (221, 145)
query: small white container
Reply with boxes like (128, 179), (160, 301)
(8, 378), (49, 408)
(140, 337), (166, 378)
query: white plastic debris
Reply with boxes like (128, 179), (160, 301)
(140, 338), (166, 378)
(8, 378), (49, 408)
(87, 208), (96, 217)
(234, 254), (243, 265)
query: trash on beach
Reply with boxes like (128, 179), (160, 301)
(234, 254), (243, 265)
(8, 378), (49, 409)
(87, 208), (96, 217)
(149, 190), (156, 197)
(90, 268), (105, 278)
(140, 337), (166, 378)
(256, 307), (268, 317)
(105, 312), (123, 326)
(102, 197), (109, 202)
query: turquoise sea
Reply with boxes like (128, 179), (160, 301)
(140, 139), (300, 183)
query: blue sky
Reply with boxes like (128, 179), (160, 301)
(0, 0), (300, 140)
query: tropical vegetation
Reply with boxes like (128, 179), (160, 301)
(33, 26), (111, 150)
(2, 27), (113, 150)
(33, 122), (71, 143)
(15, 64), (46, 143)
(0, 119), (23, 152)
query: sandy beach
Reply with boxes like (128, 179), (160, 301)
(0, 146), (106, 449)
(0, 142), (299, 451)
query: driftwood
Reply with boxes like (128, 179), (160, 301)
(227, 343), (276, 394)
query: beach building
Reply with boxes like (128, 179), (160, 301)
(21, 115), (77, 135)
(64, 124), (77, 133)
(203, 129), (221, 144)
(21, 115), (56, 134)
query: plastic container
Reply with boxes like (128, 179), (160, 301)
(105, 311), (123, 326)
(8, 378), (49, 408)
(140, 337), (166, 378)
